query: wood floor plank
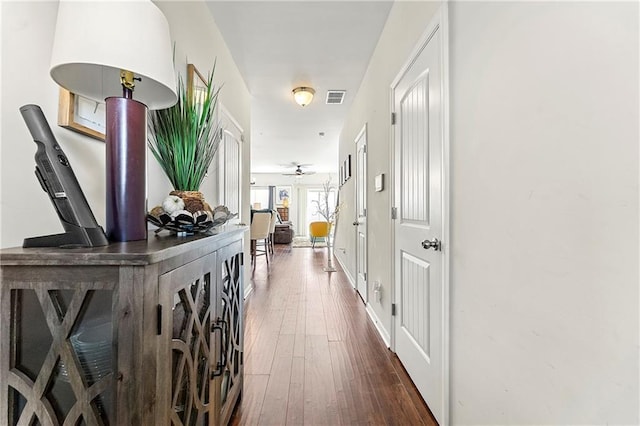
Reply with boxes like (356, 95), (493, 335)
(390, 355), (438, 424)
(304, 335), (340, 425)
(230, 245), (434, 426)
(347, 325), (432, 426)
(244, 327), (280, 375)
(293, 332), (306, 359)
(229, 374), (269, 426)
(293, 283), (307, 358)
(280, 289), (301, 336)
(242, 295), (263, 356)
(304, 273), (328, 336)
(258, 334), (295, 425)
(322, 286), (345, 342)
(329, 341), (386, 425)
(286, 357), (305, 425)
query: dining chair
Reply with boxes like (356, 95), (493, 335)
(251, 212), (271, 264)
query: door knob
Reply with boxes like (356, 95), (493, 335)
(421, 238), (442, 251)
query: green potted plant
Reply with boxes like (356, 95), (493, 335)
(147, 63), (232, 233)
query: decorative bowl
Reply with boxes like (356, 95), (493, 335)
(147, 205), (237, 235)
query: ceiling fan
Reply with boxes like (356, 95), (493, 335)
(282, 164), (316, 176)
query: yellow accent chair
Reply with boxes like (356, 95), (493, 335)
(309, 221), (330, 248)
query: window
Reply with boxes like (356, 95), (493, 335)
(306, 188), (336, 236)
(250, 187), (270, 210)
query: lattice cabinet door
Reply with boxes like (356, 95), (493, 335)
(1, 267), (119, 425)
(215, 240), (244, 426)
(157, 252), (217, 426)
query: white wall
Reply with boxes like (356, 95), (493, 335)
(1, 1), (90, 248)
(448, 2), (638, 423)
(0, 1), (252, 278)
(338, 0), (639, 423)
(251, 172), (337, 187)
(334, 0), (441, 338)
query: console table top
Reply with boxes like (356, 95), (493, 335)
(0, 225), (247, 266)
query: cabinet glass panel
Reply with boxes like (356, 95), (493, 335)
(9, 288), (114, 425)
(219, 251), (242, 407)
(169, 274), (211, 425)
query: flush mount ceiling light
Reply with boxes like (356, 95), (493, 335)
(292, 87), (315, 107)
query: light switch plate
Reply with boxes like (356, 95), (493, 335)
(375, 174), (384, 192)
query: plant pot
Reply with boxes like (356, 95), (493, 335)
(169, 190), (212, 214)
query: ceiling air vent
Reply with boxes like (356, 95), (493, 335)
(326, 90), (346, 105)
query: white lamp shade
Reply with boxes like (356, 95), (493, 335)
(50, 0), (177, 110)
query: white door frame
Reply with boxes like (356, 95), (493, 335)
(354, 123), (368, 302)
(389, 4), (450, 424)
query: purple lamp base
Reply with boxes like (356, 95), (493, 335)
(105, 97), (147, 242)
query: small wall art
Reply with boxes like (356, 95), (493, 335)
(343, 159), (347, 182)
(275, 186), (291, 206)
(58, 88), (106, 141)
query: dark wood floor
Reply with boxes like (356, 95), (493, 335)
(230, 244), (437, 425)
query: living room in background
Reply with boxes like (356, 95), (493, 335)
(305, 187), (336, 237)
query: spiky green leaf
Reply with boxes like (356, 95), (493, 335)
(148, 63), (223, 191)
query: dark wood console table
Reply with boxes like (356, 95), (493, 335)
(0, 225), (246, 425)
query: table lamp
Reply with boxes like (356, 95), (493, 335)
(49, 0), (177, 242)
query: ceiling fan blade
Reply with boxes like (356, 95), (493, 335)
(281, 162), (313, 168)
(281, 163), (315, 176)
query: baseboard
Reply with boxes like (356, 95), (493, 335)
(334, 252), (356, 289)
(244, 283), (253, 300)
(334, 253), (388, 345)
(366, 303), (391, 348)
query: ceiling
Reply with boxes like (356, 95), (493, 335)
(206, 1), (393, 175)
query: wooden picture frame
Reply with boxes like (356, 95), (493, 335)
(187, 63), (207, 104)
(275, 186), (291, 206)
(58, 88), (106, 141)
(347, 154), (352, 179)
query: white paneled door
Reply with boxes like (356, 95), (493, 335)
(354, 125), (367, 302)
(214, 106), (243, 219)
(392, 9), (447, 425)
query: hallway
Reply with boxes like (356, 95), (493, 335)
(230, 245), (437, 425)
